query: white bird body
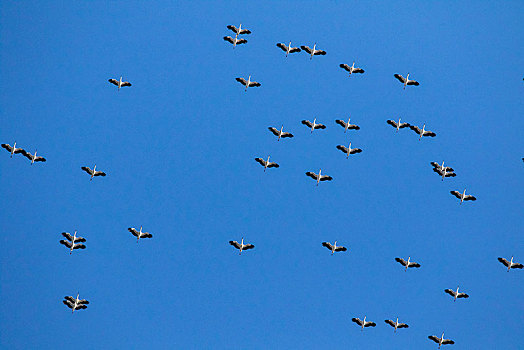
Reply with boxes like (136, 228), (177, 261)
(255, 155), (279, 172)
(386, 118), (410, 132)
(128, 226), (153, 242)
(301, 118), (326, 133)
(339, 61), (365, 76)
(305, 169), (332, 186)
(395, 256), (421, 271)
(450, 189), (476, 204)
(22, 149), (46, 164)
(1, 142), (25, 158)
(268, 125), (293, 141)
(236, 75), (261, 92)
(498, 256), (523, 272)
(108, 76), (132, 90)
(385, 317), (409, 332)
(444, 286), (469, 302)
(322, 241), (347, 255)
(81, 164), (106, 181)
(276, 41), (301, 56)
(394, 73), (419, 89)
(352, 316), (376, 331)
(335, 117), (360, 132)
(301, 43), (326, 60)
(336, 142), (362, 159)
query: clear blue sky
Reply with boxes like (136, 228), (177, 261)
(1, 1), (523, 349)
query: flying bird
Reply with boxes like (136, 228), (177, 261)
(268, 126), (294, 141)
(300, 43), (326, 60)
(301, 118), (326, 133)
(351, 316), (376, 331)
(1, 142), (25, 158)
(433, 167), (456, 181)
(276, 42), (301, 56)
(450, 189), (476, 204)
(236, 76), (260, 92)
(255, 156), (279, 172)
(339, 62), (364, 76)
(108, 76), (132, 90)
(409, 124), (436, 140)
(305, 169), (332, 186)
(63, 293), (89, 314)
(223, 35), (247, 47)
(498, 256), (523, 272)
(336, 142), (362, 159)
(322, 241), (347, 255)
(386, 118), (410, 132)
(21, 149), (46, 164)
(128, 226), (153, 242)
(428, 333), (454, 349)
(431, 161), (454, 173)
(229, 237), (254, 255)
(384, 318), (409, 332)
(335, 118), (360, 132)
(227, 24), (251, 35)
(59, 231), (86, 255)
(395, 257), (420, 271)
(444, 287), (469, 302)
(81, 165), (106, 181)
(394, 73), (419, 89)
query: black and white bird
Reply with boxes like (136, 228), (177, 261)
(63, 293), (89, 314)
(229, 237), (254, 255)
(21, 149), (46, 164)
(301, 118), (326, 133)
(128, 226), (153, 242)
(444, 287), (469, 302)
(305, 169), (332, 186)
(432, 162), (456, 180)
(276, 41), (301, 56)
(450, 189), (476, 204)
(108, 76), (132, 90)
(300, 43), (326, 60)
(322, 241), (347, 255)
(81, 165), (106, 181)
(336, 142), (362, 159)
(498, 256), (523, 272)
(1, 142), (25, 158)
(386, 118), (410, 132)
(394, 73), (419, 89)
(335, 117), (360, 132)
(227, 24), (251, 35)
(395, 257), (420, 271)
(255, 156), (279, 172)
(409, 124), (436, 140)
(235, 75), (261, 92)
(351, 316), (376, 331)
(59, 231), (86, 255)
(339, 62), (364, 76)
(384, 318), (409, 332)
(428, 333), (455, 349)
(223, 35), (247, 48)
(268, 126), (294, 141)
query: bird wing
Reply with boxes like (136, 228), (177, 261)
(334, 246), (347, 252)
(61, 232), (74, 241)
(63, 300), (74, 308)
(386, 120), (398, 128)
(78, 299), (89, 305)
(229, 241), (241, 249)
(365, 322), (376, 327)
(108, 79), (119, 86)
(76, 305), (87, 310)
(423, 130), (436, 137)
(301, 120), (312, 128)
(314, 123), (326, 129)
(235, 77), (247, 86)
(300, 46), (312, 54)
(34, 156), (46, 162)
(73, 243), (86, 250)
(351, 318), (363, 326)
(319, 175), (332, 181)
(227, 25), (239, 34)
(64, 296), (75, 303)
(512, 263), (524, 269)
(236, 38), (247, 45)
(430, 162), (440, 168)
(94, 171), (106, 177)
(276, 43), (288, 52)
(314, 50), (326, 55)
(444, 289), (456, 297)
(336, 145), (348, 153)
(408, 262), (420, 268)
(141, 232), (153, 238)
(353, 68), (364, 73)
(464, 195), (476, 201)
(59, 240), (73, 248)
(433, 168), (445, 175)
(281, 132), (293, 138)
(248, 81), (261, 87)
(121, 82), (132, 87)
(339, 64), (351, 72)
(239, 29), (251, 34)
(305, 172), (317, 179)
(349, 148), (362, 154)
(289, 47), (301, 53)
(394, 74), (406, 83)
(442, 339), (454, 345)
(407, 79), (419, 86)
(243, 244), (254, 250)
(267, 162), (279, 168)
(254, 158), (266, 166)
(335, 119), (347, 128)
(81, 166), (92, 175)
(445, 172), (457, 178)
(398, 323), (409, 328)
(20, 150), (33, 160)
(74, 237), (86, 243)
(457, 293), (469, 298)
(322, 242), (333, 250)
(268, 127), (280, 136)
(428, 336), (440, 343)
(1, 144), (13, 152)
(450, 191), (462, 199)
(223, 36), (234, 44)
(128, 228), (139, 237)
(395, 257), (407, 266)
(498, 257), (510, 267)
(399, 122), (410, 128)
(409, 125), (422, 134)
(347, 124), (360, 130)
(384, 320), (396, 327)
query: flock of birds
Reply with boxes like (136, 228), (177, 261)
(3, 22), (522, 347)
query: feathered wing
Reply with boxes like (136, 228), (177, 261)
(314, 123), (326, 129)
(457, 293), (469, 299)
(463, 194), (476, 201)
(322, 242), (333, 250)
(243, 244), (255, 250)
(349, 148), (362, 154)
(235, 77), (247, 86)
(59, 240), (73, 248)
(81, 166), (93, 175)
(266, 162), (279, 168)
(305, 172), (318, 180)
(223, 36), (234, 44)
(121, 81), (132, 87)
(498, 257), (510, 267)
(1, 144), (13, 152)
(94, 171), (106, 177)
(300, 45), (312, 54)
(248, 81), (261, 87)
(63, 300), (74, 308)
(227, 25), (239, 34)
(387, 120), (398, 128)
(444, 289), (456, 297)
(288, 47), (301, 53)
(408, 261), (420, 268)
(314, 50), (326, 56)
(236, 38), (247, 45)
(61, 232), (74, 241)
(141, 232), (153, 239)
(395, 257), (407, 266)
(301, 120), (313, 128)
(268, 127), (280, 136)
(276, 43), (288, 52)
(229, 241), (241, 249)
(398, 323), (409, 328)
(353, 68), (364, 73)
(384, 320), (396, 328)
(409, 125), (422, 134)
(128, 227), (139, 237)
(254, 158), (266, 166)
(512, 262), (524, 269)
(34, 156), (46, 162)
(336, 145), (348, 154)
(351, 318), (363, 326)
(442, 339), (455, 345)
(407, 79), (419, 86)
(339, 64), (351, 72)
(335, 119), (347, 128)
(450, 191), (462, 199)
(423, 130), (436, 137)
(334, 246), (347, 252)
(319, 175), (332, 181)
(394, 74), (406, 83)
(73, 243), (86, 250)
(77, 299), (89, 305)
(281, 132), (293, 138)
(364, 321), (376, 327)
(428, 335), (440, 343)
(108, 79), (119, 86)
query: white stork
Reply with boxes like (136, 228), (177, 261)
(339, 62), (364, 76)
(81, 165), (106, 181)
(300, 43), (326, 60)
(59, 231), (86, 255)
(384, 318), (409, 332)
(431, 161), (456, 180)
(351, 316), (376, 331)
(21, 149), (46, 164)
(386, 118), (410, 132)
(498, 256), (523, 272)
(227, 24), (251, 35)
(63, 293), (89, 314)
(335, 117), (360, 132)
(1, 142), (25, 158)
(229, 237), (254, 255)
(428, 333), (454, 348)
(301, 118), (326, 133)
(268, 126), (294, 141)
(321, 241), (347, 255)
(395, 257), (420, 271)
(305, 169), (332, 186)
(276, 42), (301, 56)
(336, 142), (362, 159)
(223, 35), (247, 48)
(108, 76), (132, 90)
(235, 75), (260, 92)
(128, 226), (153, 242)
(450, 189), (476, 204)
(409, 124), (436, 140)
(394, 73), (419, 89)
(254, 156), (279, 172)
(444, 287), (469, 302)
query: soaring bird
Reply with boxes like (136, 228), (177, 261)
(394, 73), (419, 89)
(268, 126), (294, 141)
(433, 167), (456, 181)
(444, 287), (469, 302)
(227, 24), (251, 35)
(431, 161), (454, 173)
(81, 165), (106, 181)
(59, 231), (86, 255)
(229, 237), (254, 255)
(322, 241), (347, 255)
(128, 226), (153, 242)
(301, 118), (326, 133)
(108, 76), (132, 90)
(351, 316), (376, 330)
(450, 189), (476, 204)
(335, 117), (360, 132)
(276, 42), (301, 56)
(300, 43), (326, 60)
(409, 124), (436, 140)
(384, 318), (409, 332)
(339, 62), (364, 76)
(235, 76), (261, 92)
(395, 257), (420, 271)
(305, 169), (332, 186)
(336, 142), (362, 159)
(386, 118), (410, 132)
(223, 35), (247, 47)
(255, 156), (279, 172)
(498, 256), (523, 272)
(428, 333), (454, 349)
(21, 149), (46, 164)
(63, 293), (89, 314)
(1, 142), (25, 158)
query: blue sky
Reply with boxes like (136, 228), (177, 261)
(1, 1), (523, 349)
